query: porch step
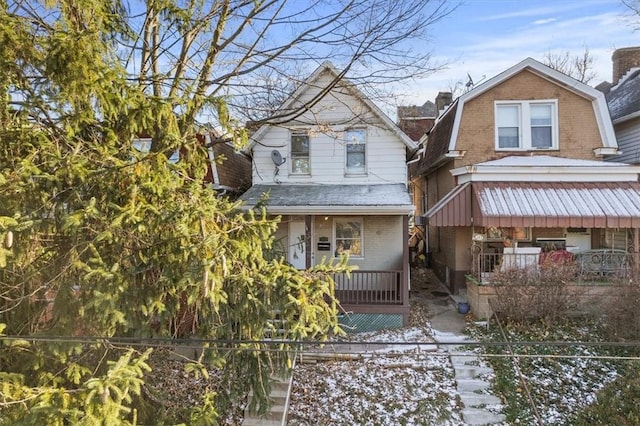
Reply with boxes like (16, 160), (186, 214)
(242, 363), (295, 426)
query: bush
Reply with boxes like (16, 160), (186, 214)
(602, 275), (640, 342)
(490, 261), (579, 325)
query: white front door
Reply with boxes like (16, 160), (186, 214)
(288, 221), (307, 269)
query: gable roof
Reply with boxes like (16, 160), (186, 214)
(448, 58), (616, 152)
(417, 58), (618, 176)
(247, 61), (416, 151)
(606, 68), (640, 123)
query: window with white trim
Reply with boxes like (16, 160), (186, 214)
(334, 218), (363, 257)
(345, 129), (366, 174)
(290, 132), (310, 174)
(132, 138), (179, 163)
(495, 100), (558, 150)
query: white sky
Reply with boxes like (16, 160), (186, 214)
(394, 0), (639, 108)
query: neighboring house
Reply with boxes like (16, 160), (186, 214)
(198, 132), (252, 197)
(602, 46), (640, 164)
(397, 100), (437, 142)
(413, 57), (640, 300)
(133, 130), (251, 197)
(402, 93), (453, 264)
(239, 62), (417, 327)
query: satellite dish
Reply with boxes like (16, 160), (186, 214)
(271, 150), (285, 166)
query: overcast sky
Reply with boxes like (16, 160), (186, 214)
(396, 0), (639, 108)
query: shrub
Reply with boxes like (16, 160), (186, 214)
(602, 275), (640, 342)
(490, 261), (579, 326)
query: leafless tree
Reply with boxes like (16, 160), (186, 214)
(542, 48), (597, 84)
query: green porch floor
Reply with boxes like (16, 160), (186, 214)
(337, 313), (403, 333)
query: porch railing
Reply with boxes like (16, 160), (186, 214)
(472, 249), (640, 284)
(332, 270), (403, 305)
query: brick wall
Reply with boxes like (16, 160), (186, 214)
(454, 69), (603, 166)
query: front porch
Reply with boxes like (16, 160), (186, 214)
(467, 250), (640, 319)
(332, 270), (410, 321)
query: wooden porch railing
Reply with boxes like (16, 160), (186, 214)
(332, 270), (403, 305)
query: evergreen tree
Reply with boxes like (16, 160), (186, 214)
(0, 0), (449, 421)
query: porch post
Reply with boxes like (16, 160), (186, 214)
(305, 215), (312, 268)
(635, 228), (640, 274)
(402, 215), (410, 325)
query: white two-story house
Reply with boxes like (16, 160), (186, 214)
(240, 62), (416, 327)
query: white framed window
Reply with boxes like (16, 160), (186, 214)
(345, 129), (366, 174)
(334, 218), (363, 258)
(495, 100), (558, 150)
(132, 138), (179, 163)
(132, 138), (152, 153)
(290, 131), (310, 175)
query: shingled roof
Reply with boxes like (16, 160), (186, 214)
(606, 68), (640, 122)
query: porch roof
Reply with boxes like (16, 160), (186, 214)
(425, 181), (640, 228)
(239, 183), (414, 215)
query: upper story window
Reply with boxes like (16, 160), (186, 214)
(132, 138), (179, 163)
(290, 131), (310, 175)
(345, 129), (366, 174)
(495, 100), (558, 151)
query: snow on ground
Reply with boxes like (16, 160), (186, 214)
(288, 324), (465, 426)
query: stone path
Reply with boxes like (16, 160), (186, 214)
(425, 290), (507, 425)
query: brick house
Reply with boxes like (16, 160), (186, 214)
(412, 57), (640, 298)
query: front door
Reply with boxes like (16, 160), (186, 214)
(288, 220), (306, 269)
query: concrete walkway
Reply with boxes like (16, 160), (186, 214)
(426, 293), (507, 426)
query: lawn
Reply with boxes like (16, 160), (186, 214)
(287, 311), (640, 425)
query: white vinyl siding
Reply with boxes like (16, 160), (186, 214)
(609, 122), (640, 164)
(251, 71), (408, 185)
(495, 100), (558, 151)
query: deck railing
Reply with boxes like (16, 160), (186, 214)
(332, 270), (403, 305)
(472, 249), (640, 284)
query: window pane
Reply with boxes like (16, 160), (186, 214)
(530, 104), (552, 148)
(497, 105), (519, 126)
(531, 127), (552, 148)
(498, 127), (519, 148)
(346, 130), (366, 172)
(346, 130), (365, 145)
(291, 134), (309, 155)
(530, 104), (552, 126)
(132, 138), (152, 153)
(347, 153), (365, 168)
(335, 220), (362, 256)
(291, 158), (309, 174)
(291, 133), (309, 174)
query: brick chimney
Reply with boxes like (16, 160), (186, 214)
(435, 91), (452, 115)
(612, 46), (640, 84)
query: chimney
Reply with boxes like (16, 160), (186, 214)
(612, 46), (640, 85)
(435, 91), (452, 115)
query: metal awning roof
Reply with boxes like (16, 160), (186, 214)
(240, 183), (414, 215)
(425, 181), (640, 228)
